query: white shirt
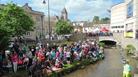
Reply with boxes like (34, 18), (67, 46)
(123, 64), (132, 73)
(66, 51), (71, 57)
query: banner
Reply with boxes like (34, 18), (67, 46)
(124, 32), (133, 38)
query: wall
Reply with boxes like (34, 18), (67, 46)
(113, 33), (138, 51)
(134, 0), (138, 36)
(23, 4), (44, 41)
(44, 16), (57, 34)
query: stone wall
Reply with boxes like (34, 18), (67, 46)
(113, 33), (138, 51)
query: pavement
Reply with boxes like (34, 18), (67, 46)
(65, 48), (123, 77)
(134, 74), (138, 77)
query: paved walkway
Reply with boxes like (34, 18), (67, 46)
(65, 48), (123, 77)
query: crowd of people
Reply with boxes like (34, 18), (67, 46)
(0, 39), (104, 77)
(86, 32), (113, 37)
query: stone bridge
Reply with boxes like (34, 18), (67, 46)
(99, 36), (118, 46)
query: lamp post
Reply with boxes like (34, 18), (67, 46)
(43, 0), (51, 41)
(41, 15), (44, 43)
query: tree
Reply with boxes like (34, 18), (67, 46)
(100, 17), (110, 24)
(55, 20), (73, 35)
(0, 3), (34, 50)
(92, 16), (100, 24)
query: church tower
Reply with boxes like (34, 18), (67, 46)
(61, 8), (68, 21)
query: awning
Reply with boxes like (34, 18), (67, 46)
(100, 27), (109, 32)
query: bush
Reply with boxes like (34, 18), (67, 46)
(99, 42), (105, 48)
(125, 44), (136, 55)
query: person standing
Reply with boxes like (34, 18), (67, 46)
(66, 48), (71, 64)
(0, 52), (3, 75)
(26, 49), (33, 69)
(11, 51), (18, 73)
(0, 52), (3, 68)
(123, 60), (133, 77)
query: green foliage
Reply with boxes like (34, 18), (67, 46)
(0, 3), (34, 36)
(0, 3), (34, 50)
(0, 36), (10, 50)
(55, 20), (73, 35)
(81, 59), (91, 66)
(99, 42), (105, 47)
(125, 44), (136, 55)
(92, 16), (100, 24)
(100, 17), (110, 24)
(92, 16), (110, 24)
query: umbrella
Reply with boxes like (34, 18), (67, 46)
(100, 27), (109, 32)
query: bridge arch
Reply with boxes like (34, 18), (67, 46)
(99, 37), (117, 46)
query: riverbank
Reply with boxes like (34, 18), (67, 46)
(45, 57), (104, 77)
(2, 57), (104, 77)
(117, 45), (138, 76)
(65, 48), (123, 77)
(1, 38), (104, 77)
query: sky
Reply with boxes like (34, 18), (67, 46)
(0, 0), (124, 21)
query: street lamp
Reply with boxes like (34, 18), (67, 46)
(43, 0), (51, 41)
(41, 15), (44, 43)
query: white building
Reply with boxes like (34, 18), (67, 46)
(110, 3), (126, 33)
(110, 0), (138, 39)
(72, 21), (90, 33)
(110, 0), (138, 51)
(124, 0), (138, 39)
(72, 21), (110, 33)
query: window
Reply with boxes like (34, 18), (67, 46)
(26, 32), (31, 36)
(111, 26), (117, 28)
(127, 1), (133, 18)
(121, 26), (124, 28)
(111, 26), (114, 28)
(118, 26), (120, 28)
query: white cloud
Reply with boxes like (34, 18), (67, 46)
(65, 0), (112, 21)
(29, 0), (113, 21)
(29, 0), (47, 12)
(29, 0), (66, 16)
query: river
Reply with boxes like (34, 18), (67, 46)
(65, 48), (123, 77)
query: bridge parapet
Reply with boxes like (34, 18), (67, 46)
(99, 36), (118, 43)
